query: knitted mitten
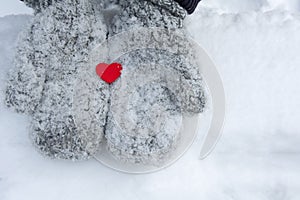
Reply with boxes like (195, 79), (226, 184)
(105, 0), (206, 164)
(6, 0), (109, 160)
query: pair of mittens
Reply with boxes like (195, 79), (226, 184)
(6, 0), (205, 164)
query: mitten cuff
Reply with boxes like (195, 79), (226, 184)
(146, 0), (187, 19)
(20, 0), (56, 13)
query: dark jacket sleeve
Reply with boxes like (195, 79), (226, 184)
(175, 0), (201, 14)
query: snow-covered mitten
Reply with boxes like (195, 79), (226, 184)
(105, 0), (206, 165)
(6, 0), (109, 160)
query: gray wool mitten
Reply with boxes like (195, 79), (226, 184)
(6, 0), (109, 160)
(105, 0), (206, 164)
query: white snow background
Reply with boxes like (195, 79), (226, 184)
(1, 0), (300, 199)
(0, 1), (32, 17)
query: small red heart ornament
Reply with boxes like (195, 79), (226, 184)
(96, 62), (122, 84)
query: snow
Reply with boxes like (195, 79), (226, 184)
(1, 1), (300, 200)
(200, 0), (300, 13)
(0, 1), (32, 17)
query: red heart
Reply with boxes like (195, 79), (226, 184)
(96, 62), (122, 84)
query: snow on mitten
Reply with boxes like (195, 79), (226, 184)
(6, 0), (109, 160)
(105, 0), (206, 165)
